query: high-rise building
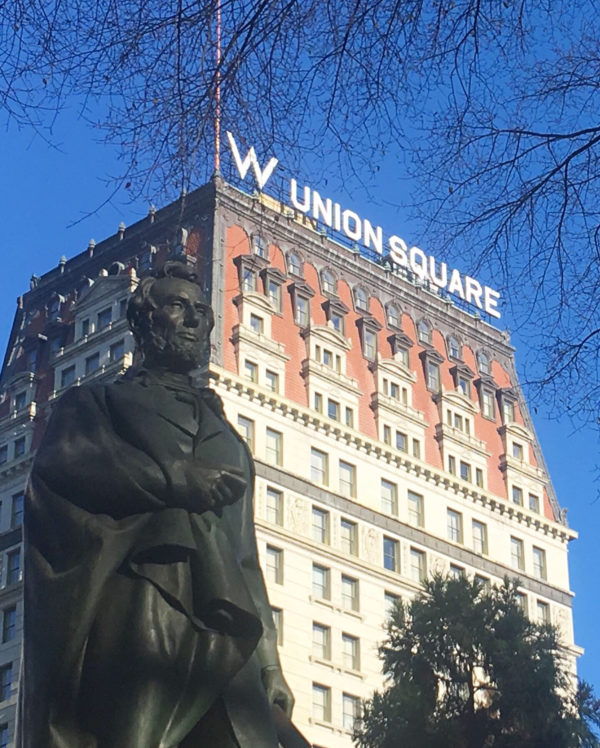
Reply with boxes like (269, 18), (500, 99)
(0, 172), (579, 746)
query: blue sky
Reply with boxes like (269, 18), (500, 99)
(1, 113), (598, 692)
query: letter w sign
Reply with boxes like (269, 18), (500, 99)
(227, 131), (278, 190)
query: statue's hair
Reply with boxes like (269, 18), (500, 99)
(127, 261), (214, 347)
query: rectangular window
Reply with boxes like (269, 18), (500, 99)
(363, 329), (377, 360)
(0, 723), (7, 748)
(97, 307), (112, 330)
(327, 399), (340, 421)
(339, 460), (356, 497)
(249, 313), (264, 334)
(341, 575), (359, 612)
(265, 428), (283, 465)
(511, 537), (525, 571)
(516, 592), (528, 614)
(481, 389), (495, 419)
(25, 348), (37, 372)
(447, 509), (463, 544)
(13, 438), (25, 458)
(427, 362), (440, 391)
(533, 547), (547, 580)
(312, 564), (331, 600)
(311, 448), (328, 486)
(412, 439), (421, 459)
(458, 377), (469, 396)
(474, 574), (491, 590)
(395, 431), (408, 452)
(475, 468), (484, 488)
(81, 318), (90, 337)
(265, 369), (279, 392)
(237, 415), (255, 453)
(512, 486), (523, 506)
(312, 507), (330, 544)
(448, 455), (456, 475)
(312, 622), (331, 660)
(243, 359), (258, 382)
(267, 280), (282, 311)
(1, 607), (15, 643)
(0, 446), (6, 465)
(449, 564), (465, 579)
(345, 407), (354, 428)
(242, 267), (256, 292)
(314, 392), (323, 413)
(322, 349), (333, 368)
(408, 490), (424, 527)
(312, 683), (331, 723)
(459, 461), (471, 482)
(110, 339), (125, 362)
(14, 391), (26, 410)
(50, 335), (62, 355)
(119, 298), (128, 319)
(265, 546), (283, 584)
(383, 425), (391, 445)
(85, 352), (100, 375)
(410, 547), (426, 583)
(3, 549), (17, 584)
(503, 400), (516, 423)
(342, 693), (361, 732)
(512, 442), (524, 460)
(536, 600), (550, 625)
(472, 520), (488, 555)
(61, 365), (76, 388)
(10, 493), (23, 529)
(271, 607), (283, 645)
(384, 591), (400, 619)
(381, 479), (398, 515)
(295, 296), (309, 326)
(342, 633), (360, 671)
(0, 665), (11, 702)
(340, 519), (358, 556)
(529, 493), (540, 513)
(390, 382), (400, 400)
(331, 312), (344, 333)
(265, 487), (283, 526)
(383, 536), (399, 572)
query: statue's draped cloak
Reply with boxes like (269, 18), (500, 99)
(23, 373), (280, 747)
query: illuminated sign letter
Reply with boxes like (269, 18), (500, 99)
(226, 131), (278, 190)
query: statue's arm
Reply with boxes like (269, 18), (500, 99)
(33, 386), (169, 517)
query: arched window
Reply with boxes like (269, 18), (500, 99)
(321, 269), (336, 295)
(447, 335), (460, 359)
(287, 252), (302, 277)
(354, 287), (368, 310)
(253, 235), (267, 258)
(417, 319), (432, 344)
(478, 351), (491, 375)
(386, 303), (400, 328)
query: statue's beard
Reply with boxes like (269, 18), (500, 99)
(142, 328), (209, 373)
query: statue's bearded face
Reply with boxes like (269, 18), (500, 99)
(142, 277), (213, 372)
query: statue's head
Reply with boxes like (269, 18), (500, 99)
(127, 261), (214, 373)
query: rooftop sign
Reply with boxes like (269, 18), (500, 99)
(227, 131), (501, 319)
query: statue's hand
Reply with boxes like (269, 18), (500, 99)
(178, 463), (246, 512)
(261, 666), (294, 718)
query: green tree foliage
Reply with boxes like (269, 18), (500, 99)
(355, 575), (600, 748)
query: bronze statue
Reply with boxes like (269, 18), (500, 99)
(23, 262), (301, 747)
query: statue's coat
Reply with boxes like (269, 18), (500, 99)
(24, 371), (280, 747)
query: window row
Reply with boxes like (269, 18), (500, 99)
(510, 537), (548, 580)
(312, 623), (361, 671)
(237, 417), (284, 466)
(0, 436), (27, 464)
(312, 683), (361, 732)
(383, 538), (427, 584)
(382, 427), (421, 459)
(447, 455), (484, 487)
(511, 485), (541, 513)
(57, 338), (128, 388)
(313, 393), (354, 428)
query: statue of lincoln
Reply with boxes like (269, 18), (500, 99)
(23, 261), (297, 747)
